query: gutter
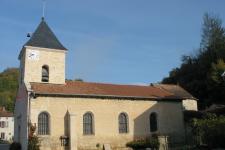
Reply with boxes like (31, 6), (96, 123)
(33, 92), (185, 101)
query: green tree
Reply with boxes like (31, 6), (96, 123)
(162, 13), (225, 109)
(210, 59), (225, 84)
(0, 68), (19, 112)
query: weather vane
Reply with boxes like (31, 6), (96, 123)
(42, 0), (46, 19)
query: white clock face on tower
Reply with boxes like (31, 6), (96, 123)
(27, 50), (39, 60)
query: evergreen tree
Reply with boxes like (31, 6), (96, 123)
(162, 13), (225, 109)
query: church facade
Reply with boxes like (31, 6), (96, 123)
(14, 18), (197, 150)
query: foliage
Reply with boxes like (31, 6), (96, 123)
(96, 143), (100, 149)
(0, 68), (19, 112)
(126, 137), (159, 149)
(28, 123), (40, 150)
(28, 136), (40, 150)
(162, 13), (225, 109)
(190, 114), (225, 148)
(66, 78), (84, 82)
(0, 139), (10, 144)
(210, 59), (225, 84)
(9, 142), (22, 150)
(74, 78), (83, 81)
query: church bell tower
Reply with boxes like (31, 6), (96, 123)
(18, 18), (67, 84)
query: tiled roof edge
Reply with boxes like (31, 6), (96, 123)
(33, 92), (183, 101)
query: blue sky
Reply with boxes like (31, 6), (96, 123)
(0, 0), (225, 85)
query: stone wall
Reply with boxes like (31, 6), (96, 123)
(30, 96), (186, 150)
(182, 99), (198, 111)
(23, 46), (66, 84)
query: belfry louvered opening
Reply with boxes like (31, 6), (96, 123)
(42, 65), (49, 82)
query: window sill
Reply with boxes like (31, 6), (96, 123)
(82, 134), (95, 136)
(37, 135), (51, 137)
(119, 132), (129, 134)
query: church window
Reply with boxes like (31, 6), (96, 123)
(42, 65), (49, 82)
(83, 112), (94, 135)
(150, 112), (158, 132)
(38, 112), (50, 135)
(119, 113), (128, 133)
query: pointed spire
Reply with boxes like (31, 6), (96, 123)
(24, 19), (67, 50)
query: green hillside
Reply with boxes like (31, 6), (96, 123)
(0, 68), (19, 112)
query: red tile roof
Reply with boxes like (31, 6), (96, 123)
(30, 81), (195, 100)
(0, 107), (13, 117)
(153, 84), (195, 99)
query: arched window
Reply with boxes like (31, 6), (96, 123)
(38, 112), (50, 135)
(83, 112), (94, 135)
(150, 112), (157, 132)
(42, 65), (49, 82)
(119, 113), (128, 133)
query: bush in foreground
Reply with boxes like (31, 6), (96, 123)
(9, 142), (21, 150)
(28, 123), (40, 150)
(191, 113), (225, 148)
(28, 135), (40, 150)
(0, 140), (10, 144)
(126, 136), (159, 150)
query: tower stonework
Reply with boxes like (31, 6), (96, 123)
(19, 46), (66, 84)
(18, 18), (67, 85)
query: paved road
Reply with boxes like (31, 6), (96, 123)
(0, 144), (10, 150)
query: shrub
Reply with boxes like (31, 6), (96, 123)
(0, 139), (10, 144)
(28, 135), (40, 150)
(191, 113), (225, 148)
(9, 142), (22, 150)
(126, 137), (159, 150)
(28, 123), (40, 150)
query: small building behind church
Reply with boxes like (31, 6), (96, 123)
(0, 107), (14, 141)
(14, 18), (197, 150)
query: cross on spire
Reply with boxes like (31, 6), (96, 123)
(42, 0), (46, 19)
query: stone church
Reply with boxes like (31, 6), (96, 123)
(14, 18), (197, 150)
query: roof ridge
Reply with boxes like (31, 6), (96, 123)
(152, 84), (176, 96)
(154, 83), (179, 86)
(0, 108), (13, 117)
(66, 80), (153, 87)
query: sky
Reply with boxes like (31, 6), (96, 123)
(0, 0), (225, 85)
